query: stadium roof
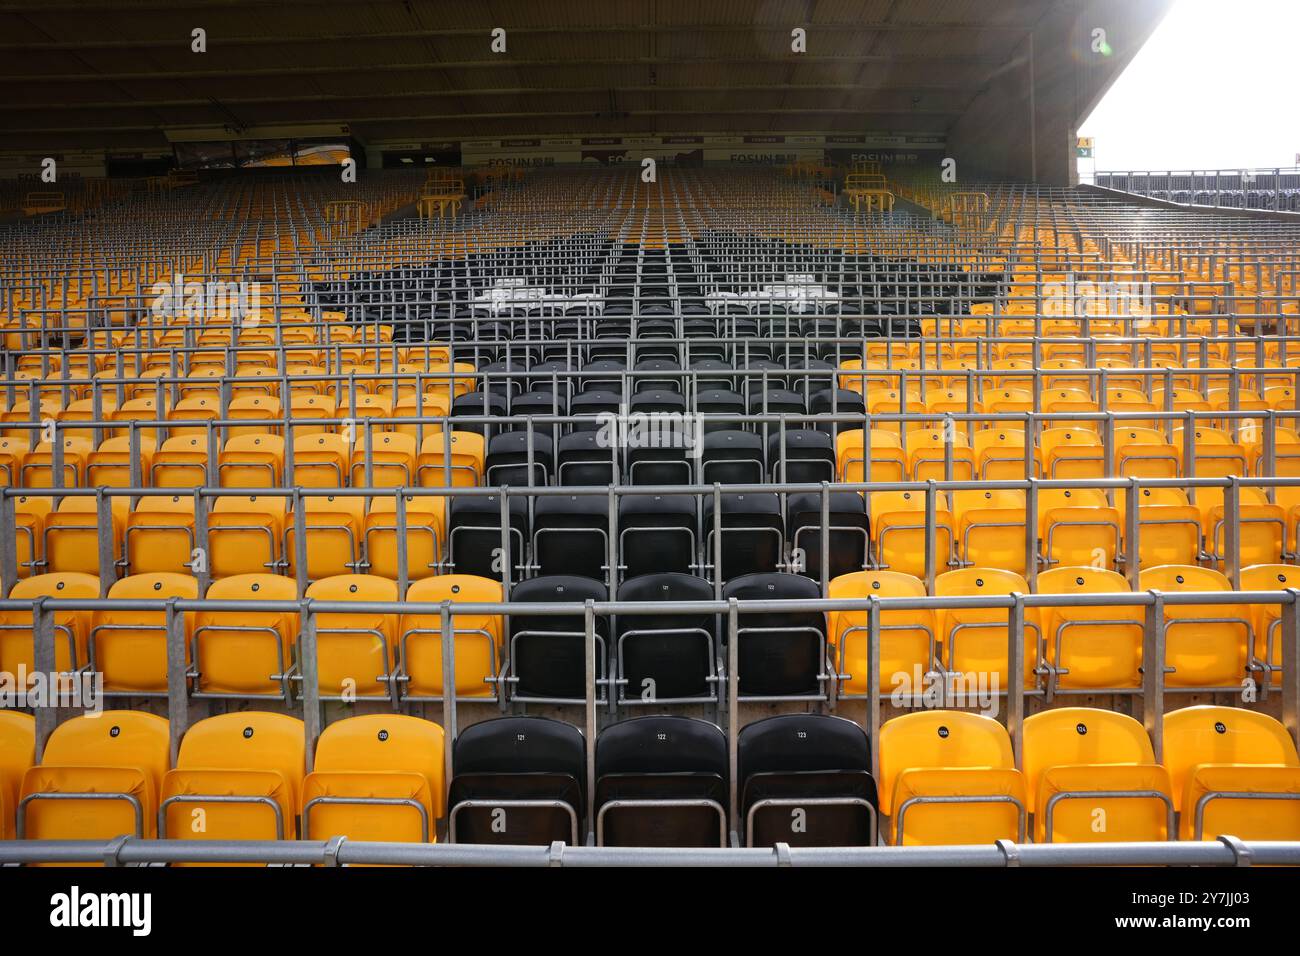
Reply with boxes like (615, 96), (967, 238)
(0, 0), (1172, 181)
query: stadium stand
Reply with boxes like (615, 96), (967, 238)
(1, 0), (1299, 875)
(1, 162), (1298, 865)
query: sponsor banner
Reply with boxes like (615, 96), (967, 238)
(824, 146), (947, 167)
(458, 134), (945, 167)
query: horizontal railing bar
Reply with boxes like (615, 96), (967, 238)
(0, 836), (1295, 867)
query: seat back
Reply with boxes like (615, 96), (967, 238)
(302, 714), (445, 843)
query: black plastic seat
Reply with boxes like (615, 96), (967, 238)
(626, 425), (693, 486)
(633, 358), (682, 392)
(579, 359), (626, 392)
(557, 431), (618, 485)
(448, 493), (529, 581)
(721, 572), (826, 699)
(507, 575), (609, 703)
(485, 431), (554, 487)
(618, 494), (697, 579)
(747, 388), (806, 416)
(448, 716), (586, 845)
(628, 388), (687, 416)
(702, 492), (784, 581)
(766, 429), (835, 483)
(594, 716), (727, 847)
(451, 391), (509, 435)
(695, 389), (746, 433)
(738, 714), (877, 847)
(701, 430), (764, 485)
(532, 494), (609, 581)
(511, 389), (567, 422)
(690, 359), (735, 391)
(569, 389), (623, 432)
(615, 573), (718, 705)
(809, 388), (867, 434)
(785, 491), (870, 581)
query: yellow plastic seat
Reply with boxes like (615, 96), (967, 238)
(904, 426), (975, 482)
(0, 572), (100, 680)
(392, 393), (451, 439)
(1023, 707), (1172, 843)
(21, 437), (92, 488)
(1039, 427), (1103, 478)
(417, 431), (485, 487)
(835, 429), (906, 483)
(1036, 566), (1143, 691)
(152, 434), (210, 487)
(160, 712), (305, 858)
(1041, 388), (1099, 431)
(288, 394), (337, 436)
(208, 494), (286, 578)
(227, 395), (282, 439)
(934, 567), (1038, 690)
(878, 710), (1025, 846)
(126, 494), (196, 574)
(868, 490), (954, 580)
(166, 396), (221, 438)
(304, 574), (399, 702)
(826, 570), (935, 696)
(1116, 486), (1202, 568)
(1172, 424), (1248, 480)
(285, 494), (365, 581)
(1038, 487), (1120, 570)
(44, 494), (128, 576)
(972, 427), (1039, 480)
(91, 572), (199, 693)
(193, 574), (299, 698)
(1139, 565), (1249, 689)
(364, 493), (443, 580)
(0, 711), (35, 840)
(1239, 564), (1300, 688)
(349, 432), (417, 488)
(300, 714), (445, 845)
(1206, 486), (1285, 568)
(86, 435), (157, 488)
(1163, 706), (1300, 841)
(13, 494), (52, 578)
(398, 575), (503, 698)
(218, 433), (284, 487)
(953, 488), (1028, 573)
(108, 396), (166, 437)
(1115, 426), (1179, 478)
(19, 711), (169, 851)
(291, 433), (351, 488)
(0, 436), (28, 486)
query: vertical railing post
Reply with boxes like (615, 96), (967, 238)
(165, 598), (190, 766)
(440, 600), (457, 789)
(1142, 591), (1167, 762)
(584, 599), (598, 844)
(1270, 582), (1300, 751)
(727, 597), (740, 841)
(1007, 593), (1026, 767)
(32, 597), (59, 761)
(299, 600), (321, 771)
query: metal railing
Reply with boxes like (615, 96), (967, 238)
(1095, 169), (1300, 213)
(1, 834), (1296, 867)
